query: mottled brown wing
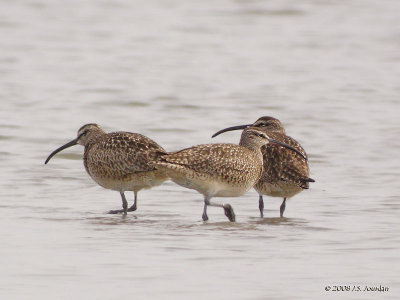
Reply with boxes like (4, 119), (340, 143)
(86, 132), (166, 176)
(262, 133), (311, 189)
(162, 143), (258, 177)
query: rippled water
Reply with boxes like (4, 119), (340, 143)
(1, 0), (400, 299)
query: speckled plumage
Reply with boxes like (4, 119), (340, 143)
(212, 116), (314, 218)
(157, 143), (263, 197)
(83, 129), (167, 192)
(255, 121), (311, 197)
(155, 127), (278, 222)
(45, 123), (168, 214)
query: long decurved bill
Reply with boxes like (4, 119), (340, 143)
(212, 124), (307, 161)
(211, 124), (251, 138)
(44, 138), (78, 164)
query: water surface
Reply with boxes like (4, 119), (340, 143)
(1, 0), (399, 299)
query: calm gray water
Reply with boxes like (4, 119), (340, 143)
(1, 0), (400, 299)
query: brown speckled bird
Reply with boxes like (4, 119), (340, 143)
(45, 123), (168, 214)
(212, 116), (314, 218)
(155, 127), (303, 222)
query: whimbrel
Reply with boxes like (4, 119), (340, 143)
(45, 124), (168, 214)
(155, 127), (302, 222)
(212, 116), (314, 218)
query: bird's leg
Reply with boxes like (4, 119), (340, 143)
(202, 196), (210, 221)
(127, 191), (138, 212)
(222, 203), (236, 222)
(204, 197), (236, 222)
(280, 198), (287, 218)
(259, 195), (264, 218)
(108, 192), (128, 214)
(122, 192), (128, 213)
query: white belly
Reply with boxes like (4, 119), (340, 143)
(171, 176), (251, 198)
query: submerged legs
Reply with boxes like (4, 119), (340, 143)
(280, 198), (287, 218)
(202, 197), (209, 221)
(202, 196), (235, 222)
(223, 203), (235, 222)
(258, 195), (288, 218)
(259, 195), (264, 218)
(108, 192), (130, 214)
(127, 191), (138, 212)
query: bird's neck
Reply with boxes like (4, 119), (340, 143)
(86, 130), (106, 146)
(239, 140), (264, 181)
(239, 139), (264, 163)
(239, 135), (260, 150)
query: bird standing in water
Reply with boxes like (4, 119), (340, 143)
(45, 124), (168, 214)
(212, 116), (314, 218)
(155, 127), (304, 222)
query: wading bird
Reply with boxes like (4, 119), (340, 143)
(45, 124), (168, 214)
(212, 117), (314, 218)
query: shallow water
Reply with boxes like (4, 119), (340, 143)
(1, 0), (400, 299)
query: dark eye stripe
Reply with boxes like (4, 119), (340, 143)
(78, 130), (88, 138)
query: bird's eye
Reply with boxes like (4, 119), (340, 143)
(256, 132), (265, 138)
(79, 130), (88, 138)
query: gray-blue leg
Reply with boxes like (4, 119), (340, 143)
(108, 192), (128, 214)
(223, 203), (235, 222)
(280, 198), (286, 218)
(202, 196), (210, 221)
(202, 196), (236, 222)
(259, 195), (264, 218)
(127, 191), (137, 212)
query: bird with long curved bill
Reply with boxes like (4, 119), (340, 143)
(212, 116), (315, 218)
(45, 124), (168, 214)
(154, 126), (304, 222)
